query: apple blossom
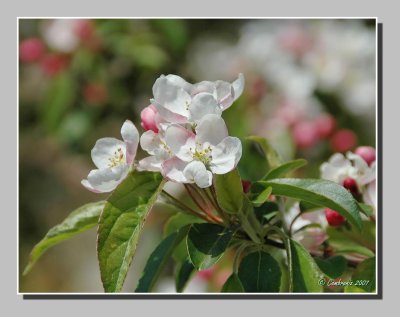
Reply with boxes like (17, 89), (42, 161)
(161, 114), (242, 188)
(81, 120), (139, 193)
(151, 73), (245, 124)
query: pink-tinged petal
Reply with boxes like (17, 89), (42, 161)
(195, 114), (228, 146)
(165, 124), (195, 161)
(140, 130), (161, 155)
(140, 105), (159, 133)
(183, 161), (212, 188)
(82, 165), (129, 193)
(121, 120), (139, 165)
(91, 137), (126, 169)
(152, 76), (191, 119)
(161, 157), (189, 183)
(138, 156), (163, 172)
(153, 100), (189, 124)
(210, 137), (242, 174)
(188, 92), (222, 122)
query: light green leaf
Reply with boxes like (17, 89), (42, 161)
(345, 257), (376, 293)
(259, 178), (363, 230)
(315, 256), (347, 279)
(97, 171), (165, 292)
(23, 201), (105, 275)
(252, 186), (272, 207)
(358, 203), (374, 217)
(246, 136), (281, 168)
(221, 273), (244, 292)
(175, 259), (196, 293)
(238, 251), (281, 292)
(135, 226), (189, 292)
(263, 159), (307, 180)
(290, 240), (323, 292)
(187, 223), (235, 270)
(215, 168), (243, 214)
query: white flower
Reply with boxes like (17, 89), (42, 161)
(320, 152), (375, 189)
(138, 124), (173, 172)
(363, 180), (376, 211)
(151, 74), (245, 124)
(41, 19), (80, 53)
(81, 120), (139, 193)
(161, 114), (242, 188)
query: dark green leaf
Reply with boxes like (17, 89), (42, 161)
(23, 201), (105, 275)
(238, 251), (281, 292)
(358, 203), (374, 217)
(221, 274), (244, 292)
(259, 178), (363, 230)
(252, 186), (272, 207)
(290, 240), (323, 292)
(315, 256), (347, 279)
(254, 202), (279, 225)
(136, 226), (189, 292)
(246, 136), (281, 168)
(215, 169), (243, 214)
(345, 257), (376, 293)
(187, 223), (235, 270)
(97, 171), (165, 292)
(175, 259), (196, 293)
(299, 201), (322, 213)
(263, 159), (307, 180)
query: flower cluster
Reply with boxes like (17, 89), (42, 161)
(82, 74), (245, 192)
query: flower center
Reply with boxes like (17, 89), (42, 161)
(191, 143), (212, 167)
(108, 148), (125, 167)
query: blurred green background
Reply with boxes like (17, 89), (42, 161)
(19, 19), (376, 292)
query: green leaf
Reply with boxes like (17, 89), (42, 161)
(299, 201), (322, 213)
(254, 202), (279, 225)
(246, 136), (281, 168)
(23, 201), (105, 275)
(175, 259), (196, 293)
(135, 226), (189, 292)
(259, 178), (363, 230)
(345, 257), (376, 293)
(290, 240), (323, 292)
(315, 256), (347, 279)
(263, 159), (307, 180)
(215, 168), (243, 214)
(238, 251), (281, 292)
(187, 223), (235, 270)
(252, 186), (272, 207)
(221, 274), (244, 292)
(358, 203), (374, 217)
(97, 171), (165, 292)
(164, 213), (204, 262)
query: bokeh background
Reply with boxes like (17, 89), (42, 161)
(19, 18), (376, 292)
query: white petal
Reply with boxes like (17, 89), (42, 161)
(215, 80), (234, 110)
(161, 157), (190, 183)
(82, 165), (129, 193)
(232, 73), (245, 102)
(164, 74), (193, 92)
(138, 156), (163, 172)
(165, 124), (195, 161)
(195, 114), (228, 146)
(91, 138), (126, 169)
(210, 137), (242, 174)
(140, 130), (162, 155)
(183, 161), (212, 188)
(121, 120), (139, 164)
(191, 81), (216, 96)
(152, 76), (191, 119)
(153, 101), (188, 124)
(188, 92), (222, 122)
(320, 153), (352, 183)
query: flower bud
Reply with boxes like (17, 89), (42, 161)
(315, 114), (336, 139)
(241, 180), (251, 193)
(19, 38), (45, 63)
(292, 121), (319, 149)
(355, 146), (376, 166)
(325, 208), (345, 227)
(40, 53), (69, 76)
(330, 129), (357, 152)
(342, 177), (359, 197)
(140, 104), (159, 133)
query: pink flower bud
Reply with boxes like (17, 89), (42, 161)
(330, 129), (357, 153)
(40, 53), (69, 76)
(315, 114), (336, 139)
(325, 208), (345, 227)
(342, 177), (359, 197)
(292, 121), (319, 149)
(140, 105), (159, 133)
(19, 38), (45, 63)
(241, 180), (251, 193)
(355, 146), (376, 166)
(197, 267), (214, 280)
